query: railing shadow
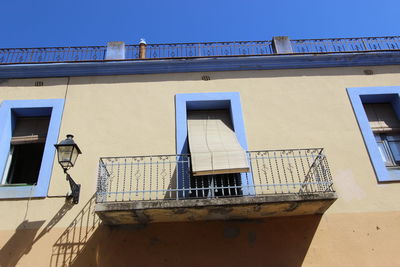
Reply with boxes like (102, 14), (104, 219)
(50, 194), (101, 267)
(0, 201), (73, 267)
(35, 202), (74, 241)
(163, 168), (177, 200)
(51, 214), (322, 267)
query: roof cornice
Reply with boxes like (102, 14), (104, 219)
(1, 52), (400, 79)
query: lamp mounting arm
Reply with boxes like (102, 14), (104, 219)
(65, 172), (81, 204)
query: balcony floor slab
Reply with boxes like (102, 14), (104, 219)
(95, 192), (337, 225)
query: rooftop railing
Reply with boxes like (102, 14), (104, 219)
(1, 36), (399, 65)
(96, 148), (335, 203)
(291, 36), (400, 53)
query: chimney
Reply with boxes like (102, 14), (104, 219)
(139, 38), (147, 59)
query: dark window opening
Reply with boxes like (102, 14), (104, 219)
(189, 173), (242, 198)
(1, 116), (50, 186)
(6, 143), (46, 185)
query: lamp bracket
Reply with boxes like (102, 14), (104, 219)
(66, 172), (81, 204)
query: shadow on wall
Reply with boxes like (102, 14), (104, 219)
(54, 213), (322, 267)
(0, 201), (73, 267)
(50, 194), (101, 267)
(0, 220), (45, 267)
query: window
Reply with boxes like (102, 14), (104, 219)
(175, 92), (254, 196)
(187, 109), (249, 197)
(347, 87), (400, 182)
(0, 99), (64, 198)
(374, 133), (400, 167)
(1, 116), (50, 185)
(187, 109), (249, 176)
(189, 173), (242, 198)
(363, 103), (400, 169)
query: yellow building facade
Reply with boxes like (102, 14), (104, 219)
(0, 37), (400, 266)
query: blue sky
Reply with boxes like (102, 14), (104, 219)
(0, 0), (398, 48)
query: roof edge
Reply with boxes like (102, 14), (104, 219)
(1, 52), (400, 79)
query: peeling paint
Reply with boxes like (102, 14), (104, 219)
(173, 208), (187, 214)
(208, 207), (233, 215)
(253, 205), (262, 212)
(334, 170), (366, 201)
(248, 231), (257, 246)
(224, 226), (240, 239)
(285, 202), (299, 212)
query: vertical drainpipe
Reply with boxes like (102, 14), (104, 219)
(139, 38), (147, 59)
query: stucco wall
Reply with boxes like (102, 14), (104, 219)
(0, 65), (400, 266)
(0, 211), (399, 267)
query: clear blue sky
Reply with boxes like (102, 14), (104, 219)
(0, 0), (398, 48)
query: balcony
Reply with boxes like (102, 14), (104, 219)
(94, 148), (336, 224)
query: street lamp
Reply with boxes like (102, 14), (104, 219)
(54, 134), (82, 204)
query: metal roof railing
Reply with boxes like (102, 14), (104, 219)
(1, 36), (399, 65)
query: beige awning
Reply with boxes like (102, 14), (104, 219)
(363, 103), (400, 132)
(11, 117), (50, 144)
(187, 110), (249, 176)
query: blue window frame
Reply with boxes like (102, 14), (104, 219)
(348, 86), (400, 182)
(175, 92), (254, 195)
(0, 99), (64, 198)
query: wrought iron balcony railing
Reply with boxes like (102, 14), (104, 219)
(96, 148), (335, 203)
(1, 36), (399, 65)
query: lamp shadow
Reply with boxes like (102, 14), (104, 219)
(0, 220), (45, 267)
(50, 194), (101, 267)
(0, 201), (72, 267)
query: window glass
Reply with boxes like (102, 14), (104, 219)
(376, 141), (391, 166)
(388, 141), (400, 162)
(378, 143), (390, 166)
(386, 134), (400, 141)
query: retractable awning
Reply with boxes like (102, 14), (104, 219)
(11, 117), (50, 144)
(363, 103), (400, 132)
(187, 109), (249, 176)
